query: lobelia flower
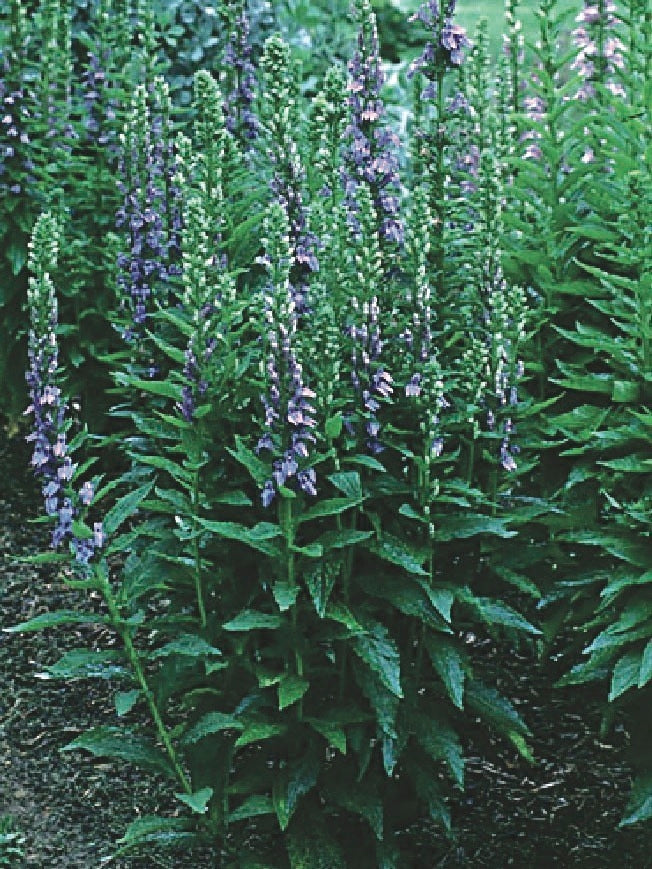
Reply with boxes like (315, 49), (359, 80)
(346, 183), (393, 454)
(408, 0), (471, 81)
(260, 35), (319, 315)
(402, 186), (448, 462)
(571, 1), (625, 101)
(344, 0), (403, 248)
(257, 204), (318, 505)
(116, 79), (181, 342)
(222, 0), (258, 146)
(25, 213), (103, 564)
(0, 41), (34, 197)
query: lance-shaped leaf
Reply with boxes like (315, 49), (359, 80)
(103, 483), (154, 537)
(272, 749), (320, 831)
(62, 726), (177, 779)
(198, 519), (283, 557)
(426, 636), (466, 709)
(223, 610), (283, 631)
(181, 712), (244, 746)
(4, 611), (107, 633)
(352, 621), (403, 698)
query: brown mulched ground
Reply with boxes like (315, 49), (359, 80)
(1, 427), (650, 868)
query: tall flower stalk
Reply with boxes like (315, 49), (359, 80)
(259, 35), (319, 316)
(343, 0), (403, 251)
(116, 78), (180, 344)
(258, 204), (317, 506)
(25, 213), (103, 564)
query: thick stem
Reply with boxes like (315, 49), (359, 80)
(100, 572), (192, 794)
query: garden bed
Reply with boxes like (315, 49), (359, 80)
(1, 426), (648, 868)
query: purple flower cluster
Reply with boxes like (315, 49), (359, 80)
(408, 0), (471, 88)
(80, 50), (118, 148)
(343, 1), (403, 246)
(350, 295), (393, 454)
(116, 82), (182, 341)
(572, 1), (625, 101)
(25, 215), (103, 564)
(257, 208), (318, 506)
(270, 147), (320, 315)
(0, 52), (33, 196)
(223, 3), (258, 144)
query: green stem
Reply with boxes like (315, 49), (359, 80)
(192, 468), (207, 629)
(100, 573), (192, 794)
(280, 497), (303, 719)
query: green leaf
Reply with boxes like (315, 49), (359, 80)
(404, 755), (451, 831)
(9, 552), (69, 565)
(344, 454), (386, 472)
(229, 795), (275, 823)
(299, 497), (362, 524)
(131, 454), (192, 484)
(150, 635), (222, 659)
(198, 519), (282, 557)
(466, 680), (530, 738)
(113, 373), (183, 402)
(182, 712), (244, 746)
(306, 719), (347, 754)
(148, 332), (186, 365)
(278, 675), (310, 710)
(4, 610), (106, 633)
(613, 380), (640, 402)
(227, 435), (269, 485)
(327, 471), (362, 500)
(433, 515), (516, 541)
(324, 778), (384, 840)
(325, 414), (343, 439)
(116, 815), (195, 851)
(620, 775), (652, 826)
(465, 596), (542, 636)
(315, 529), (373, 552)
(115, 689), (141, 716)
(7, 240), (27, 275)
(609, 651), (641, 701)
(235, 723), (287, 748)
(638, 640), (652, 689)
(40, 649), (125, 681)
(214, 490), (253, 506)
(365, 534), (428, 576)
(352, 660), (398, 739)
(223, 610), (282, 631)
(62, 726), (176, 778)
(272, 579), (300, 611)
(273, 750), (320, 831)
(353, 621), (403, 698)
(175, 787), (213, 814)
(426, 637), (465, 709)
(413, 712), (464, 788)
(305, 561), (339, 617)
(103, 483), (154, 537)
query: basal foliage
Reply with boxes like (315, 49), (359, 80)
(3, 0), (651, 864)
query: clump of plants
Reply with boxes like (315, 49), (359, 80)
(4, 0), (651, 864)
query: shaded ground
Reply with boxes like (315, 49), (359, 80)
(1, 427), (650, 867)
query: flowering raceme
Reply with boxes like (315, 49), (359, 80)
(223, 0), (258, 145)
(572, 1), (625, 101)
(25, 213), (103, 564)
(260, 35), (319, 315)
(343, 0), (403, 247)
(257, 205), (317, 506)
(116, 79), (181, 342)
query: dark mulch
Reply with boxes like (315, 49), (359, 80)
(1, 426), (650, 867)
